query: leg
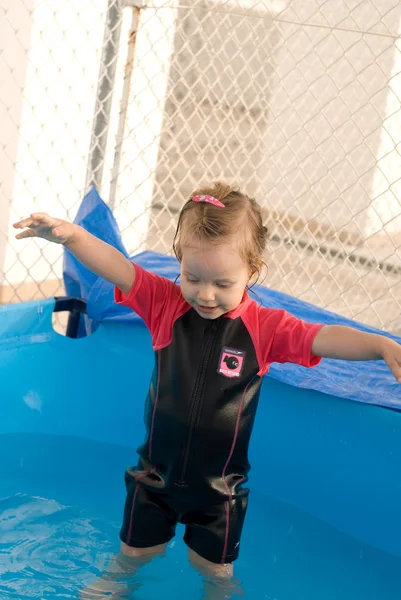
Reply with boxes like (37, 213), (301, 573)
(182, 494), (249, 599)
(80, 470), (177, 598)
(79, 543), (167, 599)
(189, 548), (240, 600)
(120, 541), (167, 558)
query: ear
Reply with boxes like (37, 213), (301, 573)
(248, 269), (259, 287)
(248, 260), (264, 286)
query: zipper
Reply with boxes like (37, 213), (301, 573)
(176, 319), (220, 485)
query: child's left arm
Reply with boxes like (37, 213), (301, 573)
(312, 325), (401, 383)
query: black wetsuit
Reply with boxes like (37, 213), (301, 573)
(115, 264), (322, 564)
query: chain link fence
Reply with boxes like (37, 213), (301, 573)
(1, 0), (401, 335)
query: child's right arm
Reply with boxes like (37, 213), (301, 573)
(13, 213), (135, 295)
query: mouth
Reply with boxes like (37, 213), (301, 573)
(196, 304), (218, 313)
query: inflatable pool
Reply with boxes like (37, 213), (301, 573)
(1, 188), (400, 599)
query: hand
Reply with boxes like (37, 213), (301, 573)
(380, 337), (401, 383)
(13, 213), (77, 245)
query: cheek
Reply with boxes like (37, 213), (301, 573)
(220, 286), (243, 305)
(180, 280), (193, 300)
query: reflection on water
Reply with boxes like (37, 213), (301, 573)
(1, 434), (400, 600)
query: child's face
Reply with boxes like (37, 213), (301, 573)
(180, 238), (251, 319)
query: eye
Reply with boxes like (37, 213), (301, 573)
(186, 277), (199, 284)
(216, 282), (231, 288)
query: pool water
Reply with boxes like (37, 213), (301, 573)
(1, 434), (400, 600)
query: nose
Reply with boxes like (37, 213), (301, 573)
(197, 285), (215, 304)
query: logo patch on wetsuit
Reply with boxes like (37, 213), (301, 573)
(218, 347), (246, 378)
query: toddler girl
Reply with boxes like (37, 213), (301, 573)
(14, 182), (401, 598)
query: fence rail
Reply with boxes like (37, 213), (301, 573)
(1, 0), (400, 334)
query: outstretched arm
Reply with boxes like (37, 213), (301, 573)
(14, 213), (135, 295)
(312, 325), (401, 383)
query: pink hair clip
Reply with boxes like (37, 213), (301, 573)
(192, 194), (225, 208)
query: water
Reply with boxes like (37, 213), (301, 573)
(1, 434), (400, 600)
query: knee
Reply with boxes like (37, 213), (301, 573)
(188, 548), (233, 579)
(120, 541), (167, 560)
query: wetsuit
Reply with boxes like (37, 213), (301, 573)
(115, 264), (323, 564)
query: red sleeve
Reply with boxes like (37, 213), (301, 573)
(114, 263), (188, 349)
(244, 304), (324, 376)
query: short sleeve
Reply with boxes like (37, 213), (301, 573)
(255, 307), (324, 375)
(114, 263), (187, 348)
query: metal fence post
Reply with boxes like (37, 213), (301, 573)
(109, 4), (143, 210)
(85, 0), (124, 192)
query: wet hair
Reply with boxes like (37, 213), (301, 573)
(173, 181), (268, 282)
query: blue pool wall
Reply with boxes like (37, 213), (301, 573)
(1, 297), (401, 560)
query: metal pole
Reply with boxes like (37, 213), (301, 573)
(85, 0), (124, 192)
(108, 5), (142, 210)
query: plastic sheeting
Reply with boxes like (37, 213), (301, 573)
(64, 187), (401, 409)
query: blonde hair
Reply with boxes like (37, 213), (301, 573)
(173, 181), (268, 281)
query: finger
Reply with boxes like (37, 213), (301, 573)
(385, 357), (401, 383)
(29, 213), (55, 227)
(30, 212), (49, 219)
(393, 356), (401, 383)
(13, 218), (33, 229)
(15, 230), (37, 240)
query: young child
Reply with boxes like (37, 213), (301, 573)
(14, 182), (401, 599)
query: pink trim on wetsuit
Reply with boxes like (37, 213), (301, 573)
(127, 468), (156, 541)
(148, 350), (161, 462)
(220, 376), (256, 564)
(222, 501), (231, 564)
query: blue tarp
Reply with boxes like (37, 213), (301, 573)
(64, 187), (401, 409)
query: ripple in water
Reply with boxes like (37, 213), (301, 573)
(1, 439), (401, 600)
(0, 493), (116, 599)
